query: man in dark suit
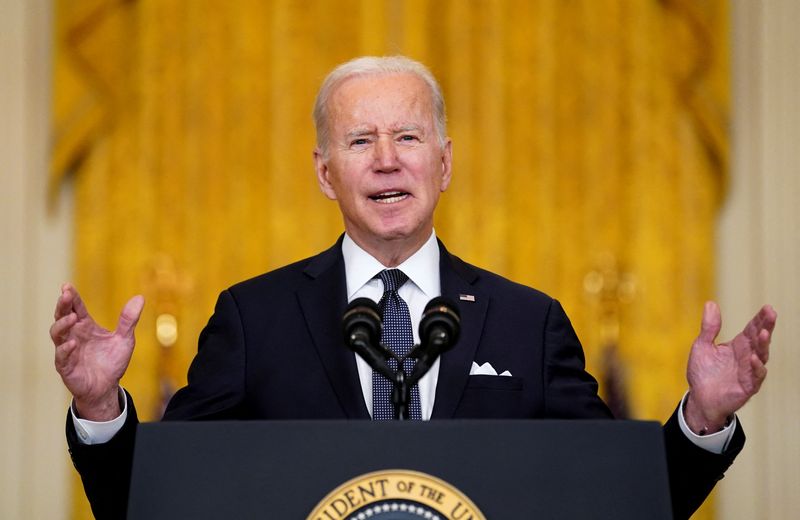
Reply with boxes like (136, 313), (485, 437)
(51, 56), (777, 519)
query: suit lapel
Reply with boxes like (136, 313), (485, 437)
(431, 242), (488, 419)
(296, 240), (370, 419)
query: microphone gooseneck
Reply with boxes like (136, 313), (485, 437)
(342, 295), (462, 417)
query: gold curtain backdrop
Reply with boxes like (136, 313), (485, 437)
(51, 1), (728, 518)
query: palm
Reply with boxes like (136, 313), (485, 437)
(51, 284), (144, 415)
(686, 302), (776, 425)
(59, 315), (135, 400)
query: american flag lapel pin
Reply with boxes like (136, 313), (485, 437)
(459, 294), (476, 302)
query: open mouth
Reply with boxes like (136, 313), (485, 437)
(369, 191), (410, 204)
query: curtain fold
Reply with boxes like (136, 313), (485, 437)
(51, 1), (729, 518)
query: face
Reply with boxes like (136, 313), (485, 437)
(314, 72), (452, 261)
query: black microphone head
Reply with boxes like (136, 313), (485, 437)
(419, 296), (460, 350)
(342, 297), (382, 349)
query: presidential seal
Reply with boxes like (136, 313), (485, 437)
(307, 469), (486, 520)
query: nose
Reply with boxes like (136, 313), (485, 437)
(373, 137), (400, 173)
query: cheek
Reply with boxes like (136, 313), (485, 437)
(327, 164), (355, 192)
(421, 159), (447, 191)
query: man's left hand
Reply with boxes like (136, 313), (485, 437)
(684, 301), (777, 434)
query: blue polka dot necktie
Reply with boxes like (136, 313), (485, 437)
(372, 269), (422, 420)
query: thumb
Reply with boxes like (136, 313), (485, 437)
(698, 301), (721, 344)
(117, 295), (145, 338)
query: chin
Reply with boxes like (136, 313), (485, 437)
(373, 229), (412, 242)
(350, 214), (430, 246)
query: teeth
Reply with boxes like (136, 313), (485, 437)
(376, 194), (407, 204)
(371, 191), (409, 204)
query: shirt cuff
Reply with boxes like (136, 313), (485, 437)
(677, 391), (737, 454)
(70, 387), (128, 445)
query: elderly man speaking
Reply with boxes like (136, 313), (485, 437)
(51, 56), (777, 520)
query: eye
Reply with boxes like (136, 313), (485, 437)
(350, 138), (370, 146)
(398, 134), (419, 143)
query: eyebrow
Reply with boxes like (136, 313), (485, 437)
(392, 124), (423, 134)
(344, 128), (375, 140)
(343, 124), (425, 141)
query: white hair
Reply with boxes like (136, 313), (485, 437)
(313, 56), (447, 152)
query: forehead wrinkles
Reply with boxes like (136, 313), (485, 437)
(328, 75), (434, 137)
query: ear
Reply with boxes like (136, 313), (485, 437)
(439, 139), (453, 192)
(314, 148), (337, 200)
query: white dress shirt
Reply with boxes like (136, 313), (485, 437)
(342, 231), (441, 420)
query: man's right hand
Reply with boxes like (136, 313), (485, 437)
(50, 283), (144, 421)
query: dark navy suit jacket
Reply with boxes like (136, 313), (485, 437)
(67, 239), (743, 519)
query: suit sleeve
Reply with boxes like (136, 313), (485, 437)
(542, 299), (613, 419)
(664, 406), (745, 519)
(163, 289), (248, 420)
(65, 390), (138, 520)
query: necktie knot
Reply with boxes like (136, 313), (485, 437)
(378, 269), (408, 293)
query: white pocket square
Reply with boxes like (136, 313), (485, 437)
(470, 361), (512, 377)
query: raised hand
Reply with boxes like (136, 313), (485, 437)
(685, 301), (777, 434)
(50, 283), (145, 421)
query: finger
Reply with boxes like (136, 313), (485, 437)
(698, 301), (721, 344)
(736, 354), (768, 399)
(54, 339), (78, 371)
(755, 328), (771, 364)
(116, 295), (145, 338)
(746, 304), (778, 339)
(70, 287), (91, 320)
(54, 284), (75, 320)
(750, 353), (768, 385)
(759, 304), (778, 334)
(49, 312), (77, 344)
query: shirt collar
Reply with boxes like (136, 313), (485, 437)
(342, 231), (440, 299)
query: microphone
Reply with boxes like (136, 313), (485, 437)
(409, 296), (461, 384)
(342, 298), (393, 379)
